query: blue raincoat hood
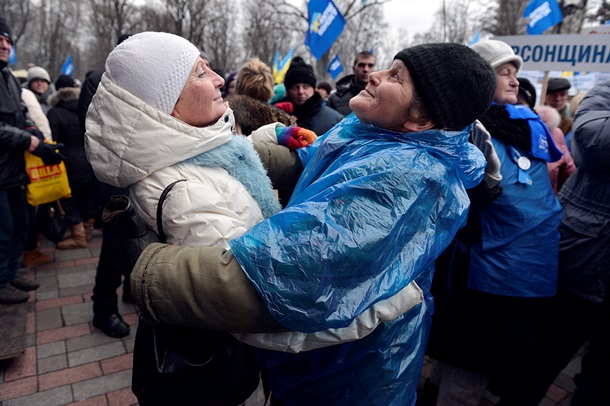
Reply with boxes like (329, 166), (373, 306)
(229, 114), (485, 404)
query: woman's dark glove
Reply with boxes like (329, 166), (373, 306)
(32, 141), (66, 165)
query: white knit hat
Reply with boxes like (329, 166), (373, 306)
(470, 40), (523, 72)
(105, 32), (200, 114)
(27, 66), (51, 83)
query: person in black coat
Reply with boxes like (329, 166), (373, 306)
(280, 59), (343, 135)
(47, 75), (95, 249)
(0, 17), (62, 304)
(77, 33), (133, 338)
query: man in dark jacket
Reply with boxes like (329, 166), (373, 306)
(283, 59), (343, 135)
(78, 33), (133, 338)
(0, 17), (63, 304)
(327, 50), (375, 116)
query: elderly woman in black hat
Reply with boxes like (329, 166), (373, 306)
(127, 42), (498, 405)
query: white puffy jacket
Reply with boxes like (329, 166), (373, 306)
(85, 74), (264, 248)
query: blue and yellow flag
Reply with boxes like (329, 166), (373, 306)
(273, 48), (294, 84)
(304, 0), (345, 60)
(524, 0), (563, 35)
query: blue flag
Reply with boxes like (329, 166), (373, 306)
(326, 55), (343, 79)
(304, 0), (345, 60)
(523, 0), (563, 35)
(469, 31), (480, 45)
(61, 54), (74, 76)
(8, 45), (16, 66)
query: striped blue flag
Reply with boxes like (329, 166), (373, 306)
(61, 54), (74, 76)
(304, 0), (345, 59)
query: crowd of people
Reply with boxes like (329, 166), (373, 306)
(1, 13), (608, 406)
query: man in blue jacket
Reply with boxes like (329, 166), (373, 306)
(128, 43), (497, 405)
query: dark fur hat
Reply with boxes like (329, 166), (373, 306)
(227, 94), (297, 135)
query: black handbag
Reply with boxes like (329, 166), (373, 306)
(38, 200), (67, 243)
(131, 180), (260, 405)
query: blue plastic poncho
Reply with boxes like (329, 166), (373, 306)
(229, 114), (486, 405)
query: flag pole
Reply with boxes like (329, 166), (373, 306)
(540, 71), (550, 106)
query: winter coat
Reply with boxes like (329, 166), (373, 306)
(0, 66), (35, 190)
(226, 94), (296, 136)
(21, 88), (51, 140)
(85, 74), (270, 248)
(326, 74), (365, 116)
(291, 92), (344, 135)
(469, 104), (563, 297)
(557, 80), (610, 304)
(47, 87), (94, 188)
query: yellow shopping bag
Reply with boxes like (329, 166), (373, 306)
(24, 142), (72, 206)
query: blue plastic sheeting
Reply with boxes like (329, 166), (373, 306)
(230, 114), (485, 404)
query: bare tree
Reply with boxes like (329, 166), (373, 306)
(0, 0), (34, 47)
(83, 0), (138, 71)
(413, 0), (489, 45)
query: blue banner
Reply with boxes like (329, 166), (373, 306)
(9, 45), (16, 66)
(524, 0), (563, 35)
(469, 31), (480, 45)
(304, 0), (345, 60)
(61, 54), (74, 76)
(326, 54), (343, 79)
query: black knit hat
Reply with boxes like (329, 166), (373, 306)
(0, 17), (12, 43)
(547, 78), (571, 93)
(284, 61), (317, 90)
(394, 43), (496, 131)
(55, 74), (75, 90)
(517, 77), (537, 108)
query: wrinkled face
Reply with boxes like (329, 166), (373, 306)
(546, 89), (568, 110)
(349, 59), (415, 132)
(171, 57), (227, 127)
(0, 35), (11, 63)
(30, 79), (50, 95)
(288, 83), (315, 106)
(494, 62), (519, 105)
(353, 56), (376, 85)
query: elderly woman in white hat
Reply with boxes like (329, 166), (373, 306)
(85, 31), (367, 406)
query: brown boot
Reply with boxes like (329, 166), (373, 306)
(57, 222), (88, 250)
(83, 218), (95, 242)
(22, 248), (53, 268)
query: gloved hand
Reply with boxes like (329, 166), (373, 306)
(31, 141), (66, 165)
(275, 125), (317, 150)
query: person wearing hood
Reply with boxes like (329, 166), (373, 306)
(47, 75), (96, 250)
(425, 39), (564, 406)
(85, 32), (324, 405)
(127, 42), (497, 405)
(24, 66), (54, 114)
(327, 50), (376, 116)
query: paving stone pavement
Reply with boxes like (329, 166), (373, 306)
(0, 230), (138, 406)
(0, 230), (584, 405)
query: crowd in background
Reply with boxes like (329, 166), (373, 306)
(1, 15), (609, 406)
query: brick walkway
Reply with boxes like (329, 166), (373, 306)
(0, 230), (584, 405)
(0, 230), (138, 406)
